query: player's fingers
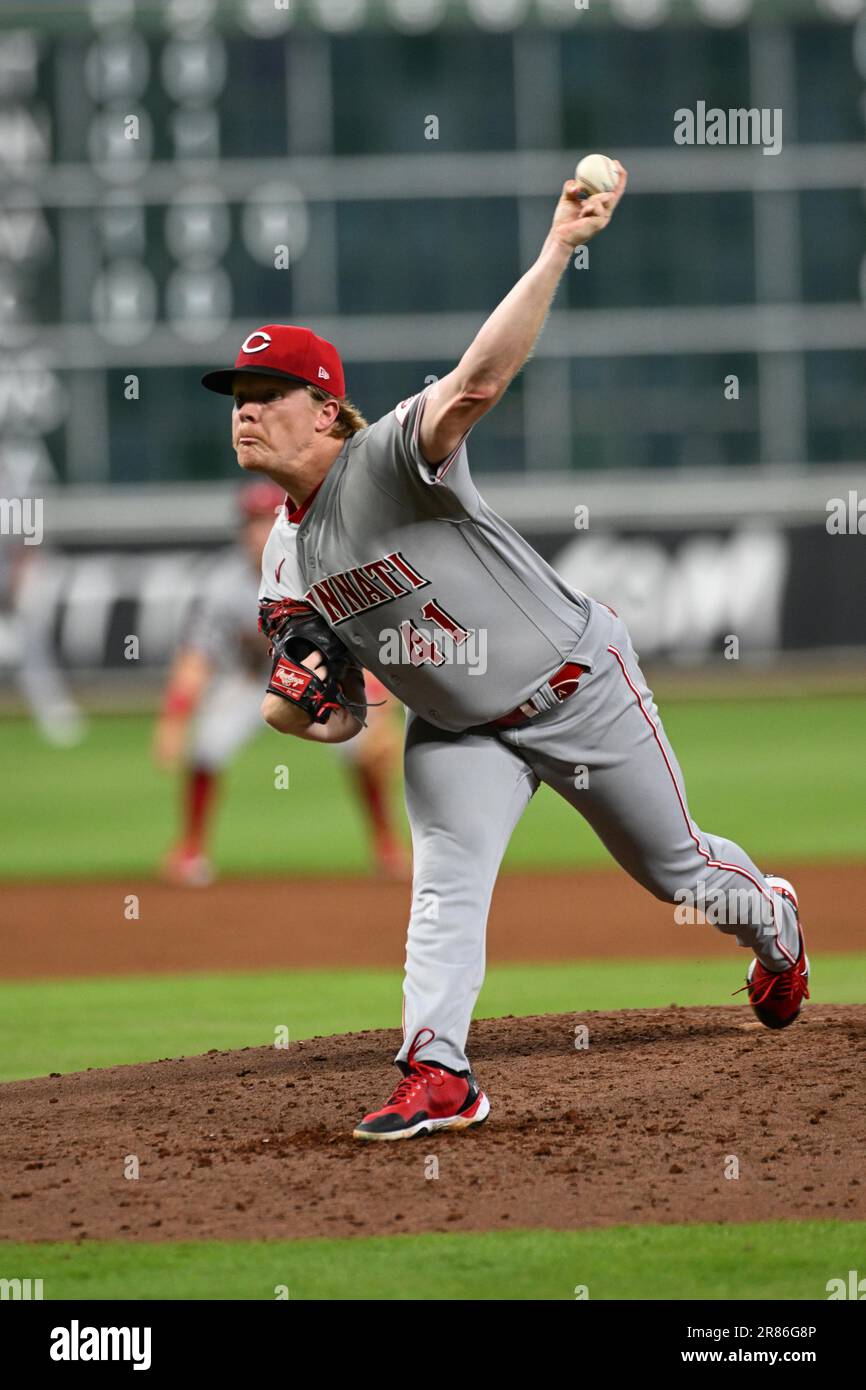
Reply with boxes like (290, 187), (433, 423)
(302, 649), (328, 680)
(610, 162), (628, 203)
(574, 197), (604, 224)
(576, 204), (611, 232)
(581, 190), (615, 216)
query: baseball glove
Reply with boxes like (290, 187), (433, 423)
(259, 598), (358, 725)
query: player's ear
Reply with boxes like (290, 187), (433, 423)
(315, 397), (341, 433)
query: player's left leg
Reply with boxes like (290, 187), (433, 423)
(353, 711), (537, 1139)
(164, 675), (264, 886)
(399, 712), (538, 1073)
(509, 605), (805, 997)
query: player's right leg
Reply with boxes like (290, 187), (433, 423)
(353, 712), (537, 1140)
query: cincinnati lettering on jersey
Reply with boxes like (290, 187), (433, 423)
(304, 550), (429, 626)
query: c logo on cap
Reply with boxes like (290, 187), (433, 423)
(241, 330), (272, 354)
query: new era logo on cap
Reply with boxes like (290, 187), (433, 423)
(201, 325), (345, 398)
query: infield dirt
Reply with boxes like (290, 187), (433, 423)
(2, 1006), (864, 1243)
(1, 862), (862, 978)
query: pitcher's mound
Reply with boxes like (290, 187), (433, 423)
(3, 1006), (864, 1242)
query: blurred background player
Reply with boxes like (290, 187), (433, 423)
(152, 480), (408, 885)
(2, 544), (87, 748)
(0, 446), (85, 748)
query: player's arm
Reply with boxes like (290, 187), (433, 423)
(261, 656), (365, 744)
(418, 163), (627, 466)
(153, 647), (212, 767)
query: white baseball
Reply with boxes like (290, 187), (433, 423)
(575, 153), (618, 197)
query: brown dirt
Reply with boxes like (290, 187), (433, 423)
(1, 862), (863, 980)
(1, 1006), (864, 1243)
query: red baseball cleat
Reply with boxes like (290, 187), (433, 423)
(353, 1029), (489, 1141)
(741, 877), (810, 1030)
(160, 845), (215, 888)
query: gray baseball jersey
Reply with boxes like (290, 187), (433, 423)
(260, 387), (801, 1077)
(260, 386), (591, 731)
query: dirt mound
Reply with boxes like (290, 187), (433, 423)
(2, 1006), (864, 1243)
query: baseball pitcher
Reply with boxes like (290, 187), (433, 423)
(201, 162), (809, 1140)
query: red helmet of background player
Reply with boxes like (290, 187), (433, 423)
(237, 479), (286, 522)
(201, 325), (346, 399)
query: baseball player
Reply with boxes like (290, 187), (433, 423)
(153, 480), (408, 885)
(201, 161), (809, 1141)
(1, 533), (85, 748)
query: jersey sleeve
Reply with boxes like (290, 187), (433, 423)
(380, 386), (479, 517)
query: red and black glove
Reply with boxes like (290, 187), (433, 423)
(259, 598), (354, 725)
(266, 654), (342, 724)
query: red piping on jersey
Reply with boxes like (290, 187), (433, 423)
(412, 388), (471, 483)
(434, 437), (469, 481)
(607, 644), (796, 967)
(284, 483), (322, 525)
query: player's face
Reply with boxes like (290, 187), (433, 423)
(231, 375), (317, 475)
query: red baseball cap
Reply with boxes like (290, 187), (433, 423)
(201, 324), (345, 398)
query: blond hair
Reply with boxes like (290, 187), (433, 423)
(306, 385), (368, 439)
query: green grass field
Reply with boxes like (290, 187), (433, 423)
(1, 955), (864, 1083)
(2, 1221), (862, 1300)
(2, 694), (863, 1300)
(1, 693), (864, 879)
(0, 956), (861, 1084)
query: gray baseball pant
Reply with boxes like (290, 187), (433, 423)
(397, 600), (800, 1073)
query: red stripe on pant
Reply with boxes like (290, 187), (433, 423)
(607, 644), (794, 966)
